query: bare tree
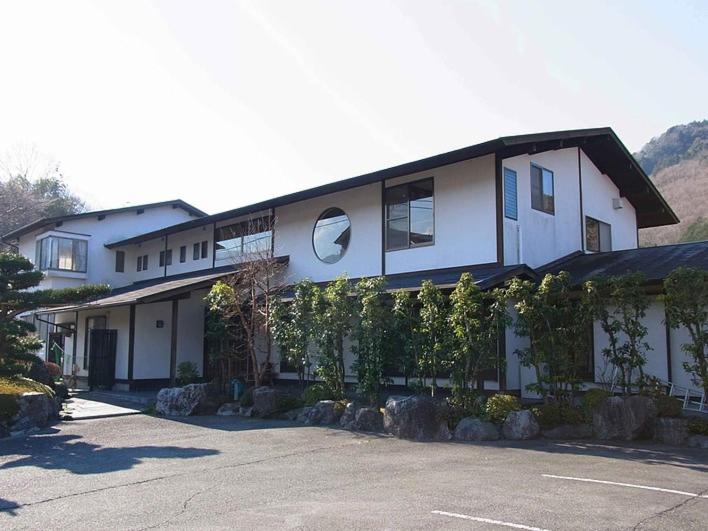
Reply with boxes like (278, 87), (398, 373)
(205, 216), (287, 388)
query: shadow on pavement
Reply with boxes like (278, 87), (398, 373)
(0, 498), (20, 516)
(0, 433), (219, 475)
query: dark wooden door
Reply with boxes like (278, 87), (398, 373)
(88, 329), (117, 390)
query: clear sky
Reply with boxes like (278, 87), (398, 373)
(0, 0), (706, 214)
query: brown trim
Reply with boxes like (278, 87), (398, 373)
(127, 304), (136, 380)
(495, 154), (504, 265)
(578, 147), (585, 252)
(169, 299), (179, 386)
(163, 235), (168, 277)
(380, 180), (386, 275)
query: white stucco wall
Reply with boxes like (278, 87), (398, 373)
(133, 301), (172, 380)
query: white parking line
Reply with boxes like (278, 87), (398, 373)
(542, 474), (708, 499)
(431, 510), (551, 531)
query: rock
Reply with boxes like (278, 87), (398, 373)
(354, 407), (384, 432)
(542, 423), (592, 439)
(216, 402), (239, 416)
(296, 407), (313, 423)
(304, 400), (343, 425)
(454, 417), (500, 441)
(593, 396), (657, 441)
(155, 383), (211, 416)
(252, 386), (277, 416)
(239, 406), (254, 417)
(0, 423), (9, 439)
(687, 435), (708, 448)
(339, 402), (357, 429)
(653, 417), (689, 446)
(282, 408), (303, 421)
(11, 392), (57, 431)
(502, 410), (540, 440)
(54, 382), (70, 401)
(383, 395), (451, 441)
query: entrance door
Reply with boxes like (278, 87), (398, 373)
(84, 316), (107, 371)
(88, 329), (117, 390)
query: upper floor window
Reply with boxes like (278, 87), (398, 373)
(180, 246), (187, 263)
(216, 218), (273, 262)
(159, 249), (173, 267)
(137, 254), (148, 271)
(312, 208), (350, 264)
(503, 168), (518, 220)
(531, 164), (554, 214)
(193, 243), (200, 260)
(201, 240), (209, 259)
(586, 217), (612, 252)
(115, 250), (125, 273)
(35, 236), (87, 273)
(385, 178), (434, 251)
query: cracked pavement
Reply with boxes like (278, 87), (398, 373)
(1, 414), (707, 530)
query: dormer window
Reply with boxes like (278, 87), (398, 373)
(35, 236), (88, 273)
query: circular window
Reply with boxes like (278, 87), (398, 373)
(312, 208), (351, 264)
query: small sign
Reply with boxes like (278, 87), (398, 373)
(156, 320), (164, 328)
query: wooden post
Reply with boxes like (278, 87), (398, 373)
(127, 304), (136, 385)
(170, 299), (179, 386)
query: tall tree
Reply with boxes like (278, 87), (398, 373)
(0, 252), (108, 376)
(664, 267), (708, 394)
(417, 280), (448, 397)
(391, 290), (420, 387)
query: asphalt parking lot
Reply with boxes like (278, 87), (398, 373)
(1, 413), (706, 530)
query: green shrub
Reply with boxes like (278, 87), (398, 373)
(240, 387), (254, 407)
(485, 393), (521, 424)
(531, 401), (586, 429)
(176, 362), (199, 386)
(582, 388), (611, 418)
(654, 395), (683, 418)
(687, 417), (708, 436)
(0, 376), (54, 398)
(0, 394), (20, 424)
(447, 390), (487, 428)
(276, 394), (303, 412)
(302, 383), (335, 406)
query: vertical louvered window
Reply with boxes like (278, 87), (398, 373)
(503, 168), (518, 220)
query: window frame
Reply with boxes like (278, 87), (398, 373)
(201, 240), (208, 259)
(193, 243), (200, 260)
(585, 216), (612, 252)
(215, 217), (273, 262)
(115, 250), (125, 273)
(311, 207), (351, 264)
(179, 246), (186, 263)
(35, 235), (88, 273)
(384, 177), (435, 252)
(530, 163), (555, 215)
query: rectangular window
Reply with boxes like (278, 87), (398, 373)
(165, 249), (172, 266)
(159, 251), (165, 267)
(503, 167), (518, 220)
(193, 243), (200, 260)
(142, 254), (148, 269)
(201, 240), (208, 259)
(137, 255), (142, 272)
(585, 217), (612, 252)
(531, 164), (554, 214)
(179, 246), (186, 263)
(35, 236), (88, 272)
(115, 250), (125, 273)
(384, 178), (434, 251)
(215, 217), (273, 262)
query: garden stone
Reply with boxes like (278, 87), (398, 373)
(502, 410), (540, 440)
(304, 400), (342, 425)
(453, 417), (500, 441)
(155, 383), (211, 416)
(687, 435), (708, 449)
(252, 386), (277, 416)
(339, 402), (357, 429)
(11, 392), (56, 431)
(542, 423), (592, 439)
(383, 395), (451, 441)
(54, 382), (70, 401)
(282, 408), (303, 421)
(653, 417), (688, 446)
(0, 424), (8, 439)
(354, 407), (384, 432)
(593, 396), (657, 440)
(216, 402), (239, 416)
(296, 407), (313, 423)
(239, 406), (254, 417)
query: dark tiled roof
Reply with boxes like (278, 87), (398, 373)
(384, 263), (537, 291)
(539, 241), (708, 285)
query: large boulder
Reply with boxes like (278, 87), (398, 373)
(354, 407), (384, 432)
(155, 383), (211, 416)
(542, 423), (592, 439)
(11, 392), (58, 431)
(502, 410), (540, 440)
(653, 417), (689, 446)
(454, 417), (500, 441)
(216, 402), (239, 416)
(252, 386), (277, 416)
(304, 400), (342, 425)
(339, 402), (358, 429)
(593, 395), (657, 441)
(383, 395), (451, 441)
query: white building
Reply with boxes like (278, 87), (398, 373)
(4, 127), (704, 398)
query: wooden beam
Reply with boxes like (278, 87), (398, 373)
(127, 304), (136, 381)
(170, 298), (179, 386)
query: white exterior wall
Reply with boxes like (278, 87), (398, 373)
(274, 183), (382, 283)
(385, 155), (497, 274)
